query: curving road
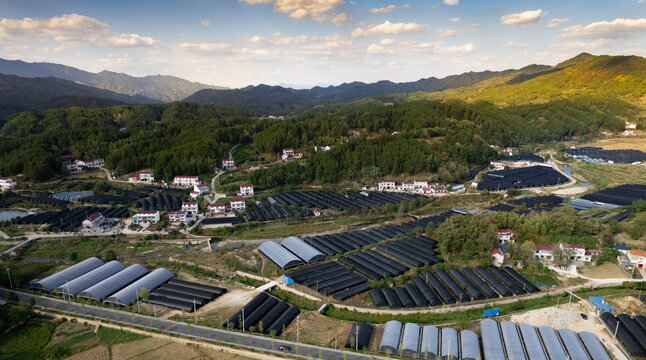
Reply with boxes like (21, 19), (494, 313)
(0, 289), (388, 360)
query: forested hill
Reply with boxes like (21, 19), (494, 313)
(182, 65), (550, 116)
(0, 58), (220, 102)
(0, 74), (157, 118)
(411, 53), (646, 107)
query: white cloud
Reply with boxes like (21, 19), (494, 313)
(559, 18), (646, 39)
(435, 43), (473, 53)
(201, 20), (211, 27)
(546, 18), (569, 28)
(366, 43), (394, 54)
(0, 13), (160, 47)
(500, 9), (544, 26)
(170, 42), (230, 55)
(380, 38), (395, 45)
(450, 17), (461, 23)
(551, 38), (611, 49)
(351, 20), (426, 38)
(465, 23), (480, 32)
(371, 5), (396, 13)
(507, 41), (528, 48)
(443, 0), (459, 5)
(239, 0), (350, 23)
(436, 29), (457, 37)
(249, 35), (266, 43)
(639, 0), (644, 3)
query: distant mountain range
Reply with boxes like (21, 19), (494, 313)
(0, 74), (156, 117)
(0, 58), (222, 102)
(183, 65), (552, 115)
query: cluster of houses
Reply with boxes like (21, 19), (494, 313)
(128, 198), (248, 227)
(61, 156), (105, 173)
(170, 175), (211, 199)
(0, 177), (17, 191)
(613, 245), (646, 270)
(491, 230), (595, 266)
(281, 148), (303, 162)
(366, 179), (447, 195)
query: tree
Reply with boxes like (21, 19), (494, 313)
(553, 245), (575, 267)
(105, 249), (117, 261)
(139, 288), (151, 300)
(69, 252), (78, 261)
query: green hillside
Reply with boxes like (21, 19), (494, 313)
(411, 54), (646, 108)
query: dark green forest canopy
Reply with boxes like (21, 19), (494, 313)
(0, 97), (633, 183)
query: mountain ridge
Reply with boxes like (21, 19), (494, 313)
(0, 58), (223, 102)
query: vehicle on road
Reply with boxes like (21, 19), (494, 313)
(580, 313), (588, 320)
(278, 345), (292, 351)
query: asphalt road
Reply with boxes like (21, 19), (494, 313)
(0, 289), (388, 360)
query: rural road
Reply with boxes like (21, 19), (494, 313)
(0, 289), (389, 360)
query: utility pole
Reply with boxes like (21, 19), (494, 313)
(296, 315), (300, 342)
(153, 305), (157, 317)
(242, 308), (245, 331)
(136, 290), (140, 313)
(614, 321), (620, 340)
(356, 324), (359, 351)
(6, 268), (12, 289)
(193, 299), (197, 323)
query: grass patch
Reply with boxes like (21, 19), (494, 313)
(573, 162), (646, 189)
(95, 326), (147, 346)
(0, 319), (58, 359)
(269, 288), (319, 311)
(232, 275), (264, 287)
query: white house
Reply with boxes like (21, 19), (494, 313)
(82, 212), (105, 229)
(348, 129), (360, 136)
(431, 186), (447, 194)
(282, 148), (295, 157)
(193, 183), (209, 196)
(132, 210), (160, 225)
(206, 203), (226, 217)
(173, 176), (200, 187)
(413, 180), (428, 188)
(182, 201), (199, 215)
(491, 248), (504, 267)
(560, 243), (592, 262)
(237, 184), (254, 197)
(230, 198), (246, 212)
(85, 158), (104, 169)
(534, 245), (554, 260)
(139, 171), (154, 182)
(281, 149), (303, 161)
(627, 250), (646, 269)
(222, 158), (235, 169)
(0, 177), (17, 190)
(168, 210), (188, 223)
(401, 182), (415, 192)
(314, 145), (335, 153)
(377, 180), (396, 191)
(498, 229), (515, 244)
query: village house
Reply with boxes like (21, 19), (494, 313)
(229, 198), (246, 212)
(491, 248), (505, 267)
(314, 145), (335, 153)
(627, 249), (646, 269)
(612, 244), (630, 255)
(498, 229), (515, 244)
(534, 245), (554, 260)
(0, 177), (17, 190)
(431, 186), (447, 194)
(139, 171), (154, 182)
(450, 185), (466, 193)
(82, 212), (106, 229)
(86, 158), (105, 169)
(400, 182), (415, 192)
(413, 180), (428, 188)
(168, 210), (188, 223)
(235, 184), (254, 197)
(560, 243), (592, 262)
(173, 175), (200, 187)
(193, 183), (209, 197)
(377, 180), (396, 191)
(206, 203), (226, 217)
(222, 158), (235, 169)
(181, 201), (199, 215)
(348, 129), (360, 136)
(132, 210), (160, 225)
(282, 148), (303, 162)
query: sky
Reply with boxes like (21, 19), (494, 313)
(0, 0), (645, 88)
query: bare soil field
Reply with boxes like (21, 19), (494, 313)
(551, 186), (589, 195)
(582, 134), (646, 151)
(281, 311), (351, 348)
(66, 345), (107, 360)
(578, 263), (629, 279)
(606, 296), (646, 317)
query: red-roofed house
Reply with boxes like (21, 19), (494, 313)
(182, 201), (199, 215)
(560, 243), (591, 262)
(0, 177), (17, 190)
(168, 210), (188, 223)
(534, 245), (554, 260)
(194, 183), (209, 196)
(139, 171), (154, 182)
(628, 249), (646, 269)
(82, 212), (105, 229)
(401, 182), (415, 192)
(236, 184), (254, 197)
(222, 158), (235, 170)
(414, 180), (428, 188)
(348, 129), (360, 136)
(230, 198), (246, 212)
(491, 248), (504, 267)
(378, 180), (396, 191)
(498, 229), (515, 244)
(132, 210), (160, 225)
(173, 176), (200, 187)
(206, 203), (226, 217)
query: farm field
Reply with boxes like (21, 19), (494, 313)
(571, 162), (646, 188)
(581, 134), (646, 152)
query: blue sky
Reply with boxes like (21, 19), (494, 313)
(0, 0), (644, 88)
